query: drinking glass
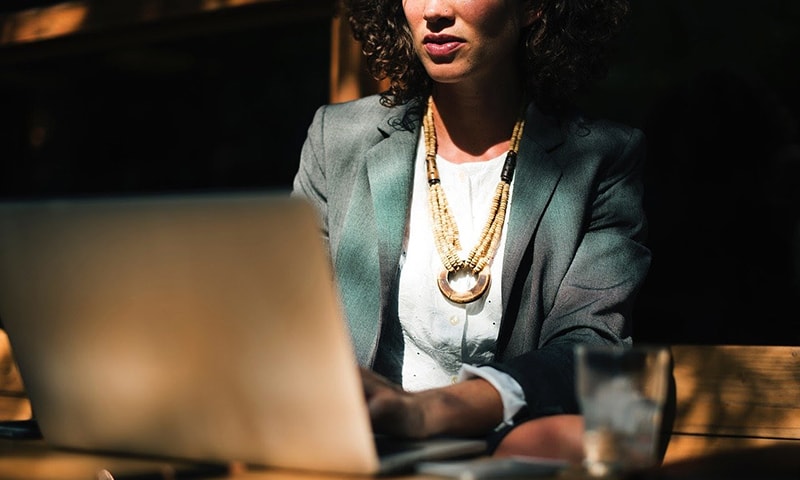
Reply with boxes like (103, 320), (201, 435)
(575, 345), (670, 477)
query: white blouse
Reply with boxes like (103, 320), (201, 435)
(396, 130), (526, 425)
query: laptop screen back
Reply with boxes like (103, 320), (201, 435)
(0, 192), (380, 473)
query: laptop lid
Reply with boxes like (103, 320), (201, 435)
(0, 192), (389, 474)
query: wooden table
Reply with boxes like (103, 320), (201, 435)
(3, 437), (800, 480)
(0, 437), (596, 480)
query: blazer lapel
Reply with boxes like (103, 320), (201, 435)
(335, 105), (418, 366)
(501, 104), (565, 307)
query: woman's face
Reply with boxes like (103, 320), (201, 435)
(402, 0), (536, 87)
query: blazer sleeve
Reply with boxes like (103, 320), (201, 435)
(492, 126), (650, 421)
(292, 105), (331, 249)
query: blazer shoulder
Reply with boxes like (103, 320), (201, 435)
(561, 108), (642, 142)
(557, 109), (645, 160)
(319, 94), (388, 123)
(314, 95), (418, 139)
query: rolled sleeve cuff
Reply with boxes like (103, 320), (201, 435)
(459, 364), (527, 429)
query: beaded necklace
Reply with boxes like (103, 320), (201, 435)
(423, 96), (526, 304)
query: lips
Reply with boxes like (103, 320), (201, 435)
(423, 34), (464, 59)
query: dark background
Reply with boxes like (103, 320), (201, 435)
(0, 2), (331, 197)
(0, 1), (798, 345)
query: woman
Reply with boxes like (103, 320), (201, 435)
(293, 0), (645, 462)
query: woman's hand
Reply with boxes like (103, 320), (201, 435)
(493, 415), (584, 463)
(361, 369), (585, 465)
(361, 368), (427, 438)
(360, 368), (504, 439)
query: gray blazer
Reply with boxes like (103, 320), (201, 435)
(292, 95), (649, 421)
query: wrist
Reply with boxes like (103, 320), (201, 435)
(417, 379), (504, 438)
(415, 389), (447, 438)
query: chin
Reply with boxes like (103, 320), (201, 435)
(426, 69), (469, 85)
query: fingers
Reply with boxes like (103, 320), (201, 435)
(368, 390), (426, 439)
(360, 368), (427, 438)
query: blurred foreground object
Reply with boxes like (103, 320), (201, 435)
(0, 329), (31, 421)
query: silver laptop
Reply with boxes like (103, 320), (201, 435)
(0, 192), (486, 474)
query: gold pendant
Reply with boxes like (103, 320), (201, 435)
(437, 267), (490, 304)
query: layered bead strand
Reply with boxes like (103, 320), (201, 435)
(423, 96), (526, 303)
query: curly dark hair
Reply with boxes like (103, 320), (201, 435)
(343, 0), (630, 111)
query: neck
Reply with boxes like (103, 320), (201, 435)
(429, 81), (526, 164)
(433, 85), (523, 163)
